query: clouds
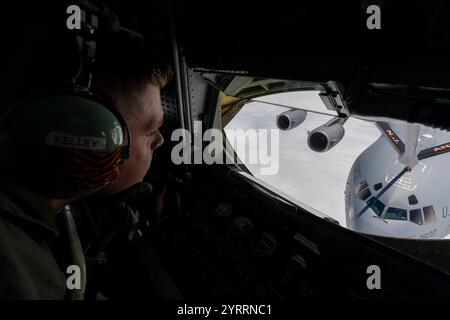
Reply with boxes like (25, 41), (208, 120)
(225, 91), (380, 227)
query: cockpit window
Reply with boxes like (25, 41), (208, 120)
(358, 187), (372, 201)
(355, 181), (372, 201)
(410, 209), (423, 225)
(408, 195), (418, 205)
(384, 207), (407, 221)
(373, 183), (383, 191)
(423, 206), (436, 224)
(367, 197), (385, 217)
(355, 181), (368, 194)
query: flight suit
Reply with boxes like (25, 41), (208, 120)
(0, 182), (67, 299)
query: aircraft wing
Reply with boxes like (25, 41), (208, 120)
(250, 91), (339, 117)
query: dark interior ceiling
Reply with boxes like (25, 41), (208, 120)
(4, 0), (450, 90)
(174, 0), (450, 129)
(3, 1), (450, 128)
(175, 0), (450, 88)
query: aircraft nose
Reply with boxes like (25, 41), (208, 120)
(349, 212), (391, 237)
(386, 160), (428, 192)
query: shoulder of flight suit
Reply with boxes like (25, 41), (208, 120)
(0, 190), (67, 300)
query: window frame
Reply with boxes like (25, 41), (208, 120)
(383, 207), (408, 221)
(423, 206), (436, 224)
(410, 208), (424, 225)
(373, 183), (383, 191)
(367, 197), (386, 217)
(408, 195), (419, 206)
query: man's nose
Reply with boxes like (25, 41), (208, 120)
(153, 131), (164, 149)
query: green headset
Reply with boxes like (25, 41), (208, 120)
(0, 4), (131, 199)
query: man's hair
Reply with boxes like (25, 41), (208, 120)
(93, 32), (172, 115)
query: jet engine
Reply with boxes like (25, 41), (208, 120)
(276, 109), (307, 131)
(307, 118), (346, 152)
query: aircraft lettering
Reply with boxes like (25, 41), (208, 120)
(386, 129), (400, 144)
(443, 206), (448, 218)
(419, 228), (437, 239)
(353, 161), (362, 181)
(434, 144), (450, 152)
(345, 187), (351, 213)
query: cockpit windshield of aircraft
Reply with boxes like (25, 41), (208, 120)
(212, 75), (450, 241)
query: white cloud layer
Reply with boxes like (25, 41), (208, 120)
(225, 91), (380, 227)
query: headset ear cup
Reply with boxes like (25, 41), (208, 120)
(2, 89), (130, 198)
(2, 88), (131, 160)
(77, 89), (132, 163)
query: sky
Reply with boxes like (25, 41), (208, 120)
(225, 91), (381, 227)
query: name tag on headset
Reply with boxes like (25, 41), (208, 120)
(46, 132), (107, 151)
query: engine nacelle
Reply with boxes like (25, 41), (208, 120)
(307, 119), (345, 152)
(276, 109), (307, 131)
